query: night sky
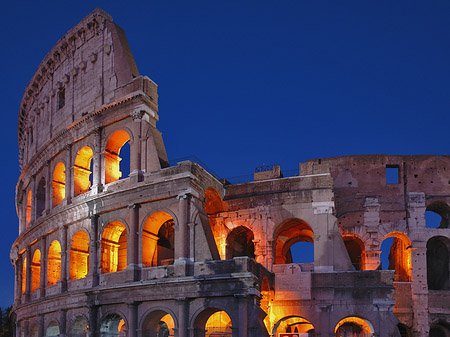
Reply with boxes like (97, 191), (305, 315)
(0, 1), (449, 308)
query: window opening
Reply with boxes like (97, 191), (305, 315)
(47, 240), (61, 286)
(386, 165), (399, 184)
(70, 230), (89, 280)
(52, 162), (66, 208)
(143, 212), (175, 267)
(226, 226), (255, 259)
(427, 237), (450, 290)
(380, 235), (411, 282)
(105, 130), (131, 184)
(57, 88), (65, 110)
(101, 222), (127, 273)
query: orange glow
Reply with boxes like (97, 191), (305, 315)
(274, 316), (315, 334)
(274, 218), (314, 264)
(70, 230), (89, 279)
(52, 162), (65, 207)
(22, 257), (26, 294)
(118, 319), (126, 335)
(31, 249), (41, 292)
(205, 311), (232, 336)
(142, 212), (174, 267)
(383, 233), (412, 282)
(335, 317), (373, 336)
(102, 222), (127, 273)
(47, 240), (61, 286)
(74, 146), (93, 196)
(26, 190), (32, 227)
(105, 130), (130, 184)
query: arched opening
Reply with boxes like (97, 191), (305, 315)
(204, 187), (224, 215)
(52, 162), (65, 208)
(30, 324), (39, 337)
(426, 202), (450, 229)
(36, 177), (46, 218)
(274, 218), (314, 264)
(142, 212), (175, 267)
(335, 316), (374, 337)
(398, 323), (411, 337)
(46, 321), (60, 336)
(380, 234), (411, 282)
(22, 257), (26, 294)
(31, 249), (41, 292)
(427, 236), (450, 290)
(226, 226), (255, 259)
(74, 146), (93, 196)
(343, 236), (365, 271)
(194, 309), (232, 337)
(100, 314), (126, 337)
(141, 310), (175, 337)
(273, 316), (315, 336)
(429, 322), (450, 337)
(105, 130), (131, 184)
(102, 222), (127, 273)
(47, 240), (61, 286)
(70, 230), (90, 280)
(70, 316), (89, 337)
(26, 190), (32, 226)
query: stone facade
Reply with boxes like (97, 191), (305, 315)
(10, 8), (450, 337)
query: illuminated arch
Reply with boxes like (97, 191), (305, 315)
(141, 309), (176, 337)
(343, 235), (365, 270)
(380, 232), (411, 282)
(102, 221), (127, 273)
(26, 190), (32, 227)
(226, 226), (255, 259)
(69, 315), (88, 337)
(105, 130), (131, 184)
(73, 146), (93, 196)
(193, 308), (233, 337)
(70, 230), (90, 280)
(100, 313), (127, 337)
(427, 236), (450, 290)
(142, 211), (175, 267)
(47, 240), (61, 286)
(204, 187), (224, 215)
(22, 257), (26, 294)
(46, 321), (60, 336)
(335, 316), (374, 337)
(31, 249), (41, 292)
(52, 162), (65, 207)
(272, 316), (315, 335)
(36, 177), (46, 218)
(274, 218), (314, 264)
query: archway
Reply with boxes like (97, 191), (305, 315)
(100, 314), (127, 337)
(335, 316), (374, 337)
(427, 236), (450, 290)
(194, 309), (232, 337)
(429, 322), (450, 337)
(52, 162), (65, 207)
(102, 222), (127, 273)
(30, 324), (39, 337)
(273, 316), (315, 336)
(47, 240), (61, 286)
(380, 233), (411, 282)
(70, 316), (89, 337)
(46, 321), (60, 336)
(226, 226), (255, 259)
(398, 323), (411, 337)
(343, 236), (365, 271)
(22, 257), (26, 294)
(26, 190), (32, 227)
(105, 130), (131, 184)
(204, 187), (224, 215)
(141, 310), (175, 337)
(70, 230), (90, 280)
(142, 212), (175, 267)
(36, 177), (46, 217)
(426, 202), (450, 229)
(274, 218), (314, 264)
(74, 146), (93, 196)
(31, 249), (41, 292)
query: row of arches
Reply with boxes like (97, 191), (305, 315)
(24, 129), (132, 227)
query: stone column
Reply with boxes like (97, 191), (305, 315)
(39, 236), (47, 297)
(177, 298), (188, 337)
(39, 314), (44, 337)
(188, 222), (196, 262)
(127, 302), (138, 337)
(88, 305), (98, 337)
(92, 128), (103, 193)
(60, 226), (68, 292)
(60, 309), (67, 337)
(89, 214), (99, 287)
(31, 176), (36, 224)
(410, 244), (429, 337)
(25, 247), (32, 301)
(126, 204), (140, 281)
(129, 110), (143, 175)
(236, 295), (248, 337)
(15, 321), (20, 337)
(175, 193), (190, 262)
(23, 321), (29, 337)
(65, 145), (72, 204)
(45, 161), (51, 214)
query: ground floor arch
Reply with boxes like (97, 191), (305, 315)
(46, 321), (60, 336)
(272, 316), (315, 336)
(427, 236), (450, 290)
(100, 313), (127, 337)
(193, 309), (233, 337)
(335, 316), (374, 337)
(141, 310), (176, 337)
(69, 315), (89, 337)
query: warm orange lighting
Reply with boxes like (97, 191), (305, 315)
(31, 250), (41, 292)
(118, 319), (126, 335)
(26, 190), (32, 227)
(335, 316), (373, 336)
(74, 146), (93, 196)
(102, 222), (127, 273)
(22, 257), (26, 294)
(47, 240), (61, 286)
(275, 316), (315, 334)
(70, 230), (89, 280)
(383, 233), (412, 282)
(105, 130), (130, 184)
(205, 311), (232, 337)
(142, 212), (174, 267)
(52, 162), (65, 207)
(274, 218), (314, 264)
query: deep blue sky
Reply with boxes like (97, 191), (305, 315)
(0, 1), (449, 308)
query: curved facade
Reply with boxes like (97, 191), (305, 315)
(10, 9), (450, 337)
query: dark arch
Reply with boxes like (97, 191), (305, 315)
(274, 218), (314, 264)
(36, 177), (46, 217)
(343, 235), (365, 270)
(141, 309), (176, 337)
(427, 236), (450, 290)
(226, 226), (255, 259)
(426, 201), (450, 228)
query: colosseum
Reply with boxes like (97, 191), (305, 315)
(10, 8), (450, 337)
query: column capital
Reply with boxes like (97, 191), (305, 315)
(128, 203), (141, 210)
